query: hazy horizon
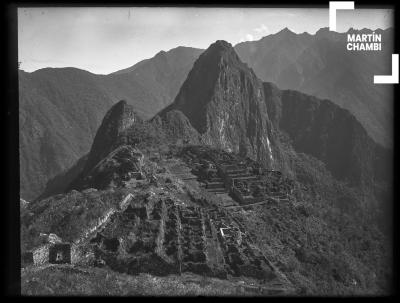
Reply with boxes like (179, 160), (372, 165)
(18, 7), (393, 75)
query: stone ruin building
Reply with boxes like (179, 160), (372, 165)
(49, 243), (72, 264)
(179, 146), (295, 207)
(75, 196), (288, 291)
(27, 241), (72, 266)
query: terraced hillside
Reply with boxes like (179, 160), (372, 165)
(22, 145), (296, 295)
(21, 145), (390, 295)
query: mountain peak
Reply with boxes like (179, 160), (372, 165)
(112, 99), (129, 110)
(209, 40), (233, 50)
(105, 100), (137, 127)
(315, 27), (330, 35)
(200, 40), (237, 61)
(79, 100), (140, 175)
(155, 50), (167, 57)
(196, 39), (245, 72)
(315, 27), (342, 41)
(160, 39), (256, 133)
(159, 40), (274, 166)
(346, 27), (374, 35)
(276, 27), (295, 35)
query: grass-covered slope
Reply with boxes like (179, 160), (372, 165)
(21, 265), (248, 296)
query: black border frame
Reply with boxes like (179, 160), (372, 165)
(3, 0), (399, 299)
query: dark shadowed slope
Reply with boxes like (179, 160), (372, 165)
(69, 100), (141, 190)
(235, 27), (394, 147)
(263, 82), (392, 188)
(19, 47), (203, 200)
(101, 46), (204, 118)
(112, 46), (203, 77)
(19, 69), (115, 201)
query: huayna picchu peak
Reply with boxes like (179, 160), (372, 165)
(158, 40), (275, 169)
(77, 100), (140, 176)
(20, 26), (392, 296)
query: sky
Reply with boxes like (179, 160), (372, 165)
(18, 7), (393, 75)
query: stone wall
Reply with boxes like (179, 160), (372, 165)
(33, 244), (50, 265)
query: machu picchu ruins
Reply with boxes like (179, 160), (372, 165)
(178, 146), (295, 208)
(22, 145), (297, 295)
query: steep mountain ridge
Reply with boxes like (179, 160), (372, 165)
(159, 40), (275, 167)
(235, 27), (314, 87)
(82, 100), (139, 172)
(235, 27), (394, 147)
(19, 69), (115, 201)
(19, 47), (202, 200)
(101, 46), (204, 117)
(263, 82), (391, 188)
(69, 100), (141, 190)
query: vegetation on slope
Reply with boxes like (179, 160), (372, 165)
(21, 189), (127, 252)
(233, 136), (392, 295)
(21, 265), (243, 296)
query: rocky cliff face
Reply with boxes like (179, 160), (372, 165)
(159, 40), (275, 167)
(152, 110), (201, 145)
(71, 145), (144, 191)
(263, 82), (391, 188)
(69, 100), (140, 189)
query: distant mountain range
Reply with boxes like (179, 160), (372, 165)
(19, 47), (203, 200)
(19, 27), (393, 201)
(235, 27), (394, 148)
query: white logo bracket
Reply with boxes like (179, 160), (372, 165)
(329, 1), (398, 84)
